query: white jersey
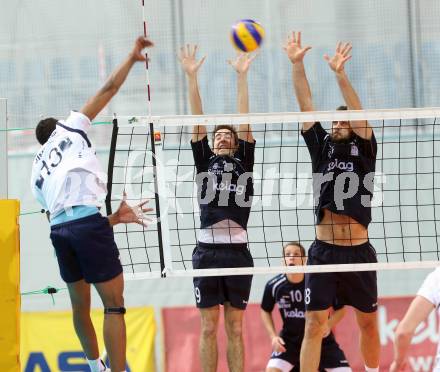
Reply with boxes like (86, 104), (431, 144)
(417, 268), (440, 371)
(30, 111), (107, 218)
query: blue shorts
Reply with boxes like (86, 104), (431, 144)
(50, 213), (123, 284)
(305, 239), (378, 312)
(192, 242), (253, 309)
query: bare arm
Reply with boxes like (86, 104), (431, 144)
(283, 31), (315, 131)
(390, 296), (434, 372)
(325, 42), (372, 139)
(229, 53), (256, 142)
(178, 44), (207, 142)
(260, 309), (286, 353)
(80, 37), (154, 121)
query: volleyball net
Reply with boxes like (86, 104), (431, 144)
(106, 108), (440, 279)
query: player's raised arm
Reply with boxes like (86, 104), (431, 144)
(80, 36), (154, 121)
(283, 31), (314, 131)
(325, 42), (372, 140)
(178, 44), (207, 142)
(228, 52), (256, 143)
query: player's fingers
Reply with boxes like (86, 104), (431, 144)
(138, 199), (150, 207)
(137, 217), (152, 227)
(141, 37), (154, 48)
(323, 54), (330, 62)
(342, 55), (352, 63)
(336, 41), (342, 52)
(292, 31), (296, 44)
(192, 44), (198, 57)
(186, 43), (191, 56)
(179, 46), (185, 59)
(141, 207), (154, 213)
(340, 42), (349, 55)
(122, 190), (127, 201)
(344, 44), (353, 56)
(249, 52), (258, 62)
(197, 56), (206, 68)
(297, 31), (302, 45)
(302, 46), (312, 54)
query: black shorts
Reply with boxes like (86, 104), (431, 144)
(192, 242), (253, 309)
(269, 335), (349, 370)
(50, 213), (123, 284)
(305, 239), (378, 312)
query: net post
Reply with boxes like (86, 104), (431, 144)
(0, 99), (8, 199)
(0, 199), (20, 370)
(106, 115), (119, 215)
(149, 122), (166, 277)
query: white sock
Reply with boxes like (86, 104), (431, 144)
(365, 367), (379, 372)
(87, 358), (108, 372)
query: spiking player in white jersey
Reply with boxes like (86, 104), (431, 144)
(30, 36), (154, 372)
(284, 32), (380, 372)
(261, 242), (351, 372)
(178, 45), (256, 372)
(390, 268), (440, 371)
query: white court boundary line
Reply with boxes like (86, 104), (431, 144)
(111, 107), (440, 128)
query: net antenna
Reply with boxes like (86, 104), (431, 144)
(108, 107), (440, 279)
(0, 98), (8, 198)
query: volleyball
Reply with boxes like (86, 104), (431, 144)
(230, 19), (265, 52)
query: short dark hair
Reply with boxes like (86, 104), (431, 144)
(35, 118), (58, 145)
(282, 241), (306, 257)
(212, 125), (239, 146)
(336, 105), (347, 111)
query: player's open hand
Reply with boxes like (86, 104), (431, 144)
(178, 44), (206, 77)
(130, 36), (154, 62)
(228, 52), (257, 75)
(115, 191), (153, 227)
(271, 336), (286, 353)
(283, 31), (312, 64)
(324, 42), (352, 73)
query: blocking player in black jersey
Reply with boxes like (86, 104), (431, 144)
(261, 242), (351, 372)
(283, 32), (380, 372)
(178, 45), (256, 372)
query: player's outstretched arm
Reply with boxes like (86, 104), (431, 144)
(325, 42), (372, 140)
(178, 44), (207, 142)
(107, 191), (154, 228)
(260, 309), (286, 353)
(389, 295), (434, 372)
(81, 36), (154, 121)
(228, 52), (256, 143)
(283, 31), (314, 132)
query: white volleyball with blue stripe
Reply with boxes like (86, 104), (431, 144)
(230, 19), (265, 52)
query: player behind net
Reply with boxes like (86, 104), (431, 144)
(284, 31), (380, 372)
(261, 242), (351, 372)
(178, 44), (256, 372)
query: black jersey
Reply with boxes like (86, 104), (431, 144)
(261, 274), (340, 346)
(191, 136), (255, 229)
(302, 122), (377, 228)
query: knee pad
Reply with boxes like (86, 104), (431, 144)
(104, 307), (126, 315)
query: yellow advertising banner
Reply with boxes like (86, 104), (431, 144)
(0, 200), (20, 372)
(21, 306), (156, 371)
